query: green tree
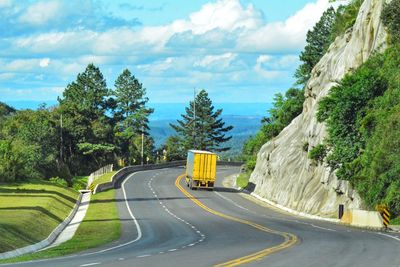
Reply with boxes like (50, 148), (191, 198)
(113, 69), (154, 164)
(58, 64), (115, 173)
(171, 89), (233, 152)
(295, 7), (336, 86)
(0, 108), (61, 182)
(162, 135), (186, 161)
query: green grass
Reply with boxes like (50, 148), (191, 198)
(0, 189), (121, 264)
(0, 180), (79, 253)
(71, 176), (88, 190)
(91, 171), (117, 188)
(236, 172), (250, 189)
(391, 216), (400, 226)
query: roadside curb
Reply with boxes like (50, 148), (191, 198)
(0, 192), (84, 260)
(224, 174), (399, 233)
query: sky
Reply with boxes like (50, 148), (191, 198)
(0, 0), (337, 104)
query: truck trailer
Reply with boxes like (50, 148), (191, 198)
(185, 150), (217, 190)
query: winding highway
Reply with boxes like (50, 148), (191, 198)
(3, 166), (400, 267)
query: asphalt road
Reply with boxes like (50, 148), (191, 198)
(3, 166), (400, 267)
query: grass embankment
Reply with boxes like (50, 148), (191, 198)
(391, 217), (400, 226)
(90, 171), (117, 188)
(0, 189), (120, 264)
(0, 181), (79, 253)
(236, 172), (250, 189)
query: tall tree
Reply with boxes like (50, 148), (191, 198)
(58, 64), (114, 172)
(171, 89), (233, 152)
(113, 69), (154, 164)
(295, 7), (336, 86)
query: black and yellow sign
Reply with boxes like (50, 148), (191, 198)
(376, 204), (390, 227)
(381, 208), (390, 227)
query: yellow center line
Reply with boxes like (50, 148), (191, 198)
(175, 174), (299, 267)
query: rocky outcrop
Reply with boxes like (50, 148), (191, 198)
(249, 0), (388, 217)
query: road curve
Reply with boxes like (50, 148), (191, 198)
(2, 166), (400, 267)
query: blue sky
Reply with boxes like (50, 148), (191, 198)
(0, 0), (335, 104)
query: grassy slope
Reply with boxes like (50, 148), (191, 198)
(0, 189), (120, 263)
(91, 171), (117, 187)
(0, 181), (79, 253)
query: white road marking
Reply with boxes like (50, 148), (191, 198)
(137, 254), (151, 258)
(376, 232), (400, 242)
(78, 172), (144, 256)
(118, 258), (125, 261)
(80, 263), (101, 267)
(148, 172), (206, 254)
(214, 191), (249, 211)
(310, 224), (336, 232)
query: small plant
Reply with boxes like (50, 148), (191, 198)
(308, 144), (327, 163)
(302, 142), (309, 152)
(236, 172), (250, 189)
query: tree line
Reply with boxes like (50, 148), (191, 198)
(0, 65), (233, 184)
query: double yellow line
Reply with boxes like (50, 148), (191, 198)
(175, 174), (298, 266)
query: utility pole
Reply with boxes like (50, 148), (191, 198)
(60, 113), (63, 162)
(141, 125), (144, 166)
(193, 88), (196, 150)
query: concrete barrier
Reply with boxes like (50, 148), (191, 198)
(94, 160), (243, 194)
(341, 209), (384, 229)
(0, 192), (84, 260)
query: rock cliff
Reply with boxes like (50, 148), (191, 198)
(249, 0), (388, 217)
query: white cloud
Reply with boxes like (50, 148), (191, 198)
(194, 53), (237, 68)
(237, 0), (333, 52)
(19, 1), (62, 25)
(254, 55), (289, 79)
(256, 55), (273, 64)
(187, 0), (263, 34)
(39, 58), (50, 67)
(0, 0), (11, 8)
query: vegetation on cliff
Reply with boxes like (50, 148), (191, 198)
(316, 0), (400, 217)
(241, 4), (340, 171)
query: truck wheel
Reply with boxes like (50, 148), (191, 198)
(189, 180), (193, 190)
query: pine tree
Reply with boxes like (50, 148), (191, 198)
(58, 64), (114, 171)
(295, 7), (336, 86)
(170, 89), (233, 152)
(113, 69), (154, 164)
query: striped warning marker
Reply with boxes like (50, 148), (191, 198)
(381, 208), (390, 227)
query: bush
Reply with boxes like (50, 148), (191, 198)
(308, 144), (327, 163)
(49, 177), (68, 187)
(245, 158), (257, 171)
(382, 0), (400, 44)
(316, 46), (400, 217)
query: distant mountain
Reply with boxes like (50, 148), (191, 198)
(149, 115), (263, 159)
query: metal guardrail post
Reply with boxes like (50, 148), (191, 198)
(339, 204), (344, 219)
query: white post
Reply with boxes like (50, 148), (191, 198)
(141, 125), (144, 166)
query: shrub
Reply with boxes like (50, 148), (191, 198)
(308, 144), (327, 163)
(382, 0), (400, 44)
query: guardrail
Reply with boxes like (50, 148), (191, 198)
(87, 164), (113, 189)
(93, 160), (243, 194)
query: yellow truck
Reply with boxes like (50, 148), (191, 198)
(185, 150), (217, 190)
